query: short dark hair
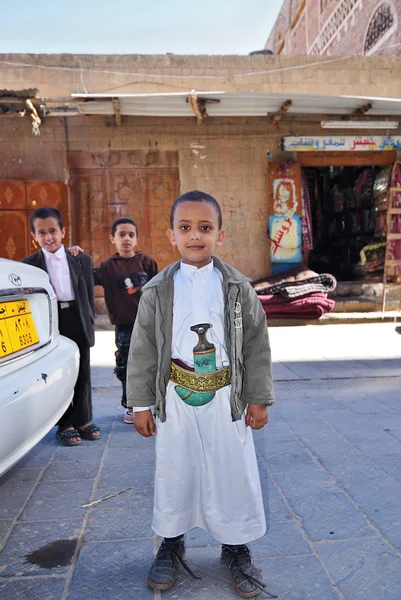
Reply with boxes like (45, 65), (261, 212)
(170, 190), (223, 229)
(111, 218), (138, 237)
(30, 207), (64, 232)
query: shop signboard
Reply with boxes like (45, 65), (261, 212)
(282, 136), (401, 152)
(267, 162), (303, 274)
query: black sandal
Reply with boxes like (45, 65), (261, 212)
(56, 428), (81, 446)
(77, 424), (101, 441)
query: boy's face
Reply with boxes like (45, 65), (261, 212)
(110, 223), (138, 258)
(31, 217), (65, 254)
(168, 201), (225, 268)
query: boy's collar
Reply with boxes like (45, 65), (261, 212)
(180, 260), (214, 277)
(42, 245), (66, 259)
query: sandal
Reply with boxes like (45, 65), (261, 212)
(78, 423), (101, 441)
(56, 428), (81, 446)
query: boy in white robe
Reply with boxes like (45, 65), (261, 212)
(127, 190), (275, 598)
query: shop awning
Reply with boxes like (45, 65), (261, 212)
(71, 91), (401, 120)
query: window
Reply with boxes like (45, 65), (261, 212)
(364, 3), (396, 53)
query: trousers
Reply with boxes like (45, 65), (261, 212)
(57, 304), (92, 429)
(115, 323), (134, 407)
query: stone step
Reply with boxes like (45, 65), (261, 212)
(333, 281), (400, 298)
(333, 296), (400, 313)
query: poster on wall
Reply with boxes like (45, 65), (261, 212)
(281, 136), (401, 152)
(268, 162), (303, 274)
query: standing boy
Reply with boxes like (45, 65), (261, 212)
(127, 191), (275, 598)
(22, 207), (100, 446)
(92, 218), (158, 422)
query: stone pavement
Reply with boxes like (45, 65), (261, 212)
(0, 323), (401, 599)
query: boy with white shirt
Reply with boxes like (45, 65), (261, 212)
(126, 191), (276, 598)
(21, 207), (100, 446)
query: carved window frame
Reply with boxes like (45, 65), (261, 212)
(364, 2), (397, 55)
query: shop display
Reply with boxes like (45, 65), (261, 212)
(304, 165), (390, 281)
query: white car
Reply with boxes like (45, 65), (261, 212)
(0, 258), (79, 476)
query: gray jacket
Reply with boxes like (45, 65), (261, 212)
(126, 257), (275, 422)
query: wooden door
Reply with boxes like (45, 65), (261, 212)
(0, 180), (68, 261)
(69, 151), (179, 271)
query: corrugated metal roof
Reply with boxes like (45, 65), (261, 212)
(72, 91), (401, 118)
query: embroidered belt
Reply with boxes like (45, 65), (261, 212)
(170, 361), (230, 393)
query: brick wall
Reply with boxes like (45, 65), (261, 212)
(266, 0), (401, 56)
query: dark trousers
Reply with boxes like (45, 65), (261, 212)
(57, 305), (92, 429)
(114, 324), (134, 407)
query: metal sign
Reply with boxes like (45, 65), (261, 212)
(282, 136), (401, 152)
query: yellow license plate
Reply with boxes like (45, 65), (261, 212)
(0, 299), (40, 359)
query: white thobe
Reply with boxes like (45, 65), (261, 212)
(152, 260), (266, 544)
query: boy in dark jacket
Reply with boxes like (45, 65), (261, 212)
(22, 207), (100, 446)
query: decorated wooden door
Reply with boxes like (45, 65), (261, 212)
(0, 181), (68, 261)
(69, 150), (179, 271)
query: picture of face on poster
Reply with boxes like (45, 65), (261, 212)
(273, 179), (298, 216)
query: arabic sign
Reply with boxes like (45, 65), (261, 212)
(282, 136), (401, 152)
(269, 215), (302, 263)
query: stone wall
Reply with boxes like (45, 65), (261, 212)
(265, 0), (401, 56)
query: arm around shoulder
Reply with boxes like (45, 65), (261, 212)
(79, 253), (95, 313)
(242, 283), (275, 406)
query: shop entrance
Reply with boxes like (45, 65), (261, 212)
(298, 151), (396, 282)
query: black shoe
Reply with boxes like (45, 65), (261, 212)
(221, 544), (277, 598)
(147, 536), (200, 590)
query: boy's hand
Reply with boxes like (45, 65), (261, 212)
(134, 410), (156, 437)
(67, 245), (84, 256)
(245, 405), (268, 430)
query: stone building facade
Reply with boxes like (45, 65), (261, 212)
(1, 54), (401, 313)
(265, 0), (401, 56)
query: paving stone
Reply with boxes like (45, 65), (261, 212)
(0, 518), (82, 576)
(253, 418), (296, 445)
(0, 577), (66, 600)
(42, 461), (101, 482)
(283, 489), (376, 542)
(257, 554), (340, 600)
(280, 362), (329, 379)
(10, 444), (57, 468)
(21, 480), (93, 521)
(102, 445), (155, 467)
(162, 549), (337, 600)
(272, 467), (338, 503)
(67, 539), (154, 599)
(316, 538), (401, 600)
(258, 469), (292, 522)
(0, 468), (42, 519)
(0, 520), (14, 546)
(84, 505), (153, 541)
(261, 440), (317, 472)
(368, 454), (401, 483)
(97, 464), (155, 490)
(340, 474), (401, 534)
(251, 522), (312, 558)
(272, 362), (301, 380)
(53, 445), (105, 464)
(355, 439), (401, 456)
(108, 430), (156, 450)
(318, 454), (386, 481)
(92, 485), (154, 510)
